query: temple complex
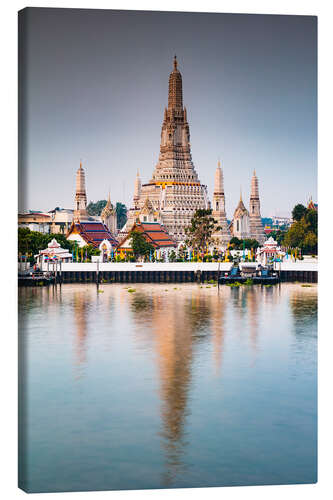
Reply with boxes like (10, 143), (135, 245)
(121, 56), (209, 242)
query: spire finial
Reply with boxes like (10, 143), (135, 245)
(173, 54), (177, 70)
(137, 169), (140, 177)
(217, 158), (221, 168)
(253, 168), (256, 176)
(80, 158), (82, 169)
(240, 186), (242, 201)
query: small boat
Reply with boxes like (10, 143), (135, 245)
(219, 263), (279, 285)
(18, 271), (55, 286)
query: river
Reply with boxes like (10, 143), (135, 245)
(18, 283), (317, 492)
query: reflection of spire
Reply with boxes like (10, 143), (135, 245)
(73, 291), (89, 372)
(247, 288), (259, 355)
(155, 298), (193, 485)
(211, 295), (226, 376)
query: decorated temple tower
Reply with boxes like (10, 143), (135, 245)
(211, 160), (230, 246)
(249, 170), (265, 244)
(121, 56), (208, 241)
(74, 161), (88, 222)
(231, 191), (250, 240)
(101, 192), (117, 234)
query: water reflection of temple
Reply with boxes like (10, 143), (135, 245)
(152, 292), (195, 485)
(129, 287), (230, 484)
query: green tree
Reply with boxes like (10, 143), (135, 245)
(129, 230), (154, 260)
(87, 200), (107, 216)
(81, 245), (101, 261)
(185, 209), (219, 253)
(303, 232), (317, 253)
(283, 220), (307, 249)
(229, 237), (242, 249)
(292, 204), (307, 222)
(304, 209), (318, 236)
(243, 239), (260, 250)
(284, 203), (318, 254)
(116, 202), (127, 229)
(169, 250), (177, 262)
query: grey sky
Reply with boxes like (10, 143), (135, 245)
(19, 8), (317, 218)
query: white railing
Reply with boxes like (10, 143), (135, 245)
(42, 261), (234, 272)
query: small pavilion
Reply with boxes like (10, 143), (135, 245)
(257, 237), (279, 265)
(35, 238), (73, 266)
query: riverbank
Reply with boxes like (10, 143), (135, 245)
(27, 261), (317, 285)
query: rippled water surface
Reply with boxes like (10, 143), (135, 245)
(18, 283), (317, 492)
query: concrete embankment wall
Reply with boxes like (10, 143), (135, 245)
(58, 263), (232, 284)
(42, 262), (318, 284)
(273, 262), (318, 283)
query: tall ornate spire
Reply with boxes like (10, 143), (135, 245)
(250, 170), (259, 201)
(249, 170), (265, 244)
(212, 159), (230, 246)
(121, 57), (208, 243)
(74, 160), (88, 222)
(133, 169), (141, 205)
(168, 54), (183, 111)
(214, 160), (224, 198)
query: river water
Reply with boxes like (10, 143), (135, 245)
(18, 283), (317, 492)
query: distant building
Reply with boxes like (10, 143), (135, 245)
(49, 208), (74, 234)
(271, 216), (292, 228)
(18, 212), (51, 233)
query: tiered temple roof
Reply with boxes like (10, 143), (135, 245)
(67, 221), (118, 248)
(118, 221), (176, 250)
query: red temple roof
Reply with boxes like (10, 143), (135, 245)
(118, 222), (176, 249)
(67, 221), (118, 248)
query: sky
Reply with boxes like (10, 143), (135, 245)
(19, 8), (317, 218)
